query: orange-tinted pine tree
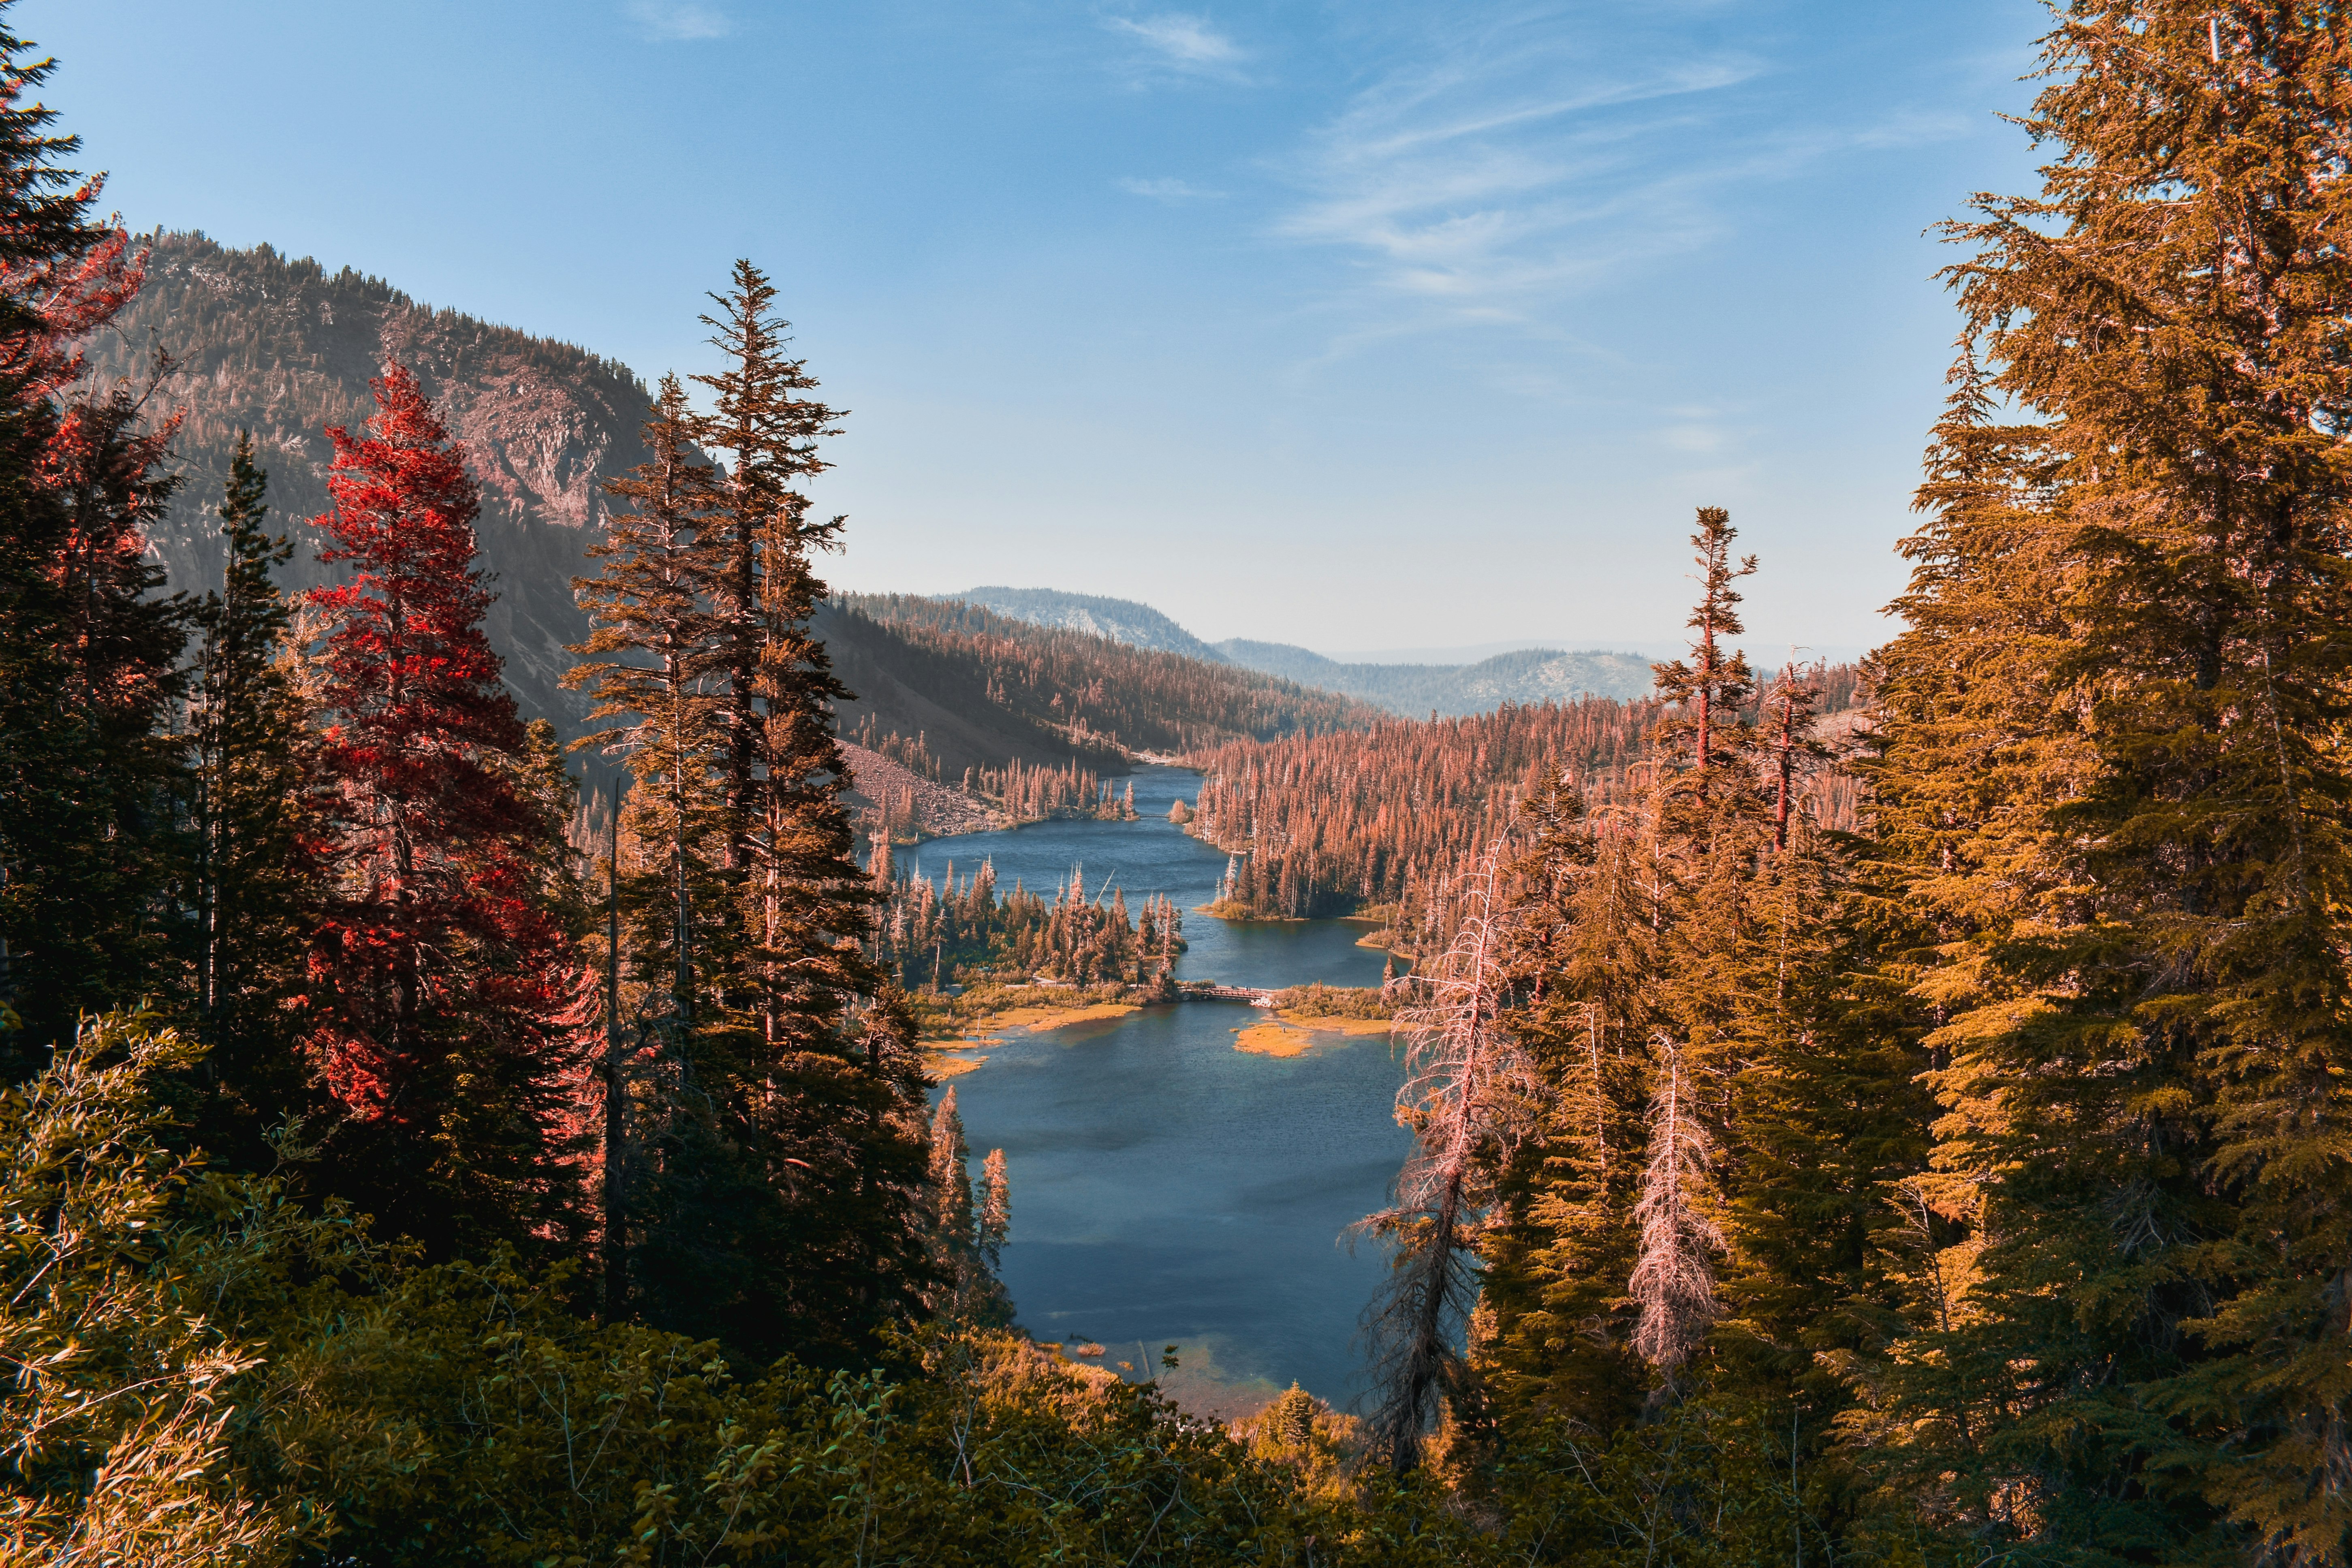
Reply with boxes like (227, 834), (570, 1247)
(303, 365), (587, 1256)
(581, 268), (931, 1362)
(1855, 3), (2352, 1555)
(1361, 848), (1543, 1473)
(568, 373), (733, 1027)
(1649, 507), (1758, 801)
(1626, 1030), (1724, 1399)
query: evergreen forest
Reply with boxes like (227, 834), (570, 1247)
(9, 4), (2352, 1564)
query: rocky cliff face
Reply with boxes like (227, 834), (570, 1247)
(81, 231), (656, 761)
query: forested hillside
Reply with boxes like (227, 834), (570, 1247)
(1183, 663), (1864, 921)
(835, 592), (1379, 760)
(79, 240), (1360, 786)
(80, 229), (656, 754)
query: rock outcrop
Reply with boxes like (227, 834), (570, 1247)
(82, 231), (655, 768)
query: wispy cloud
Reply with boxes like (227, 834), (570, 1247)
(1117, 175), (1227, 203)
(1104, 12), (1248, 81)
(624, 0), (731, 41)
(1271, 12), (1967, 327)
(1277, 41), (1760, 307)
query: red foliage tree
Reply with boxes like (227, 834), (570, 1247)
(303, 363), (587, 1253)
(0, 13), (185, 1062)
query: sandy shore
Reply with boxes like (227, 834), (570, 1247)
(918, 1001), (1145, 1080)
(976, 1001), (1142, 1032)
(1233, 1011), (1393, 1057)
(923, 1046), (993, 1079)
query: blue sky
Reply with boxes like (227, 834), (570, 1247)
(40, 0), (2046, 659)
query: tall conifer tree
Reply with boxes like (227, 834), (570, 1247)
(303, 365), (587, 1257)
(574, 274), (930, 1360)
(689, 260), (876, 1046)
(184, 431), (312, 1156)
(0, 12), (187, 1067)
(1650, 508), (1759, 799)
(568, 373), (733, 1023)
(1861, 3), (2352, 1556)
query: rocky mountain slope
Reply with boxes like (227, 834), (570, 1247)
(83, 231), (656, 763)
(79, 236), (1175, 787)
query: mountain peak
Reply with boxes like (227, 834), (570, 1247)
(951, 587), (1228, 664)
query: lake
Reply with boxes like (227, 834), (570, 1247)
(908, 764), (1409, 1413)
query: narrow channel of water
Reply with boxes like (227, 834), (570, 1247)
(910, 765), (1407, 1412)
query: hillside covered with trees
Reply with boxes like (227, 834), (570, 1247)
(13, 2), (2352, 1564)
(1183, 664), (1863, 922)
(835, 592), (1379, 762)
(79, 228), (661, 764)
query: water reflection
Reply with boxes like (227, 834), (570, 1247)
(907, 764), (1391, 991)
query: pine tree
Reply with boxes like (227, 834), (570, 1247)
(1362, 847), (1543, 1473)
(690, 261), (875, 1053)
(0, 15), (192, 1067)
(1704, 813), (1932, 1477)
(1761, 662), (1826, 854)
(567, 372), (732, 1030)
(925, 1081), (999, 1320)
(184, 431), (313, 1157)
(608, 262), (922, 1361)
(1857, 3), (2352, 1555)
(929, 1087), (973, 1244)
(1649, 507), (1758, 800)
(0, 369), (191, 1054)
(302, 364), (588, 1257)
(1628, 1031), (1724, 1397)
(979, 1146), (1010, 1273)
(691, 259), (842, 886)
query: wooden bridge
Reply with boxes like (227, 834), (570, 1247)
(1179, 984), (1275, 1007)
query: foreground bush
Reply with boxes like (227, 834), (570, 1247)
(0, 1014), (1491, 1566)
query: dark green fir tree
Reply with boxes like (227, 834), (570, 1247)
(183, 431), (315, 1160)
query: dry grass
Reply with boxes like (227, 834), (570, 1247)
(1233, 1014), (1392, 1056)
(981, 1002), (1140, 1032)
(923, 1048), (992, 1079)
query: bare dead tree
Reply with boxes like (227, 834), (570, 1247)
(1357, 844), (1545, 1474)
(1629, 1030), (1725, 1402)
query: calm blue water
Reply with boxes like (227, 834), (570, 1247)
(915, 765), (1406, 1410)
(904, 765), (1390, 991)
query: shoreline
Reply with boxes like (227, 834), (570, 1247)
(1233, 1010), (1395, 1058)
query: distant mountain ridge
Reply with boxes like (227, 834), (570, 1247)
(836, 594), (1374, 766)
(1215, 640), (1658, 716)
(96, 234), (1652, 772)
(951, 587), (1230, 663)
(946, 586), (1658, 716)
